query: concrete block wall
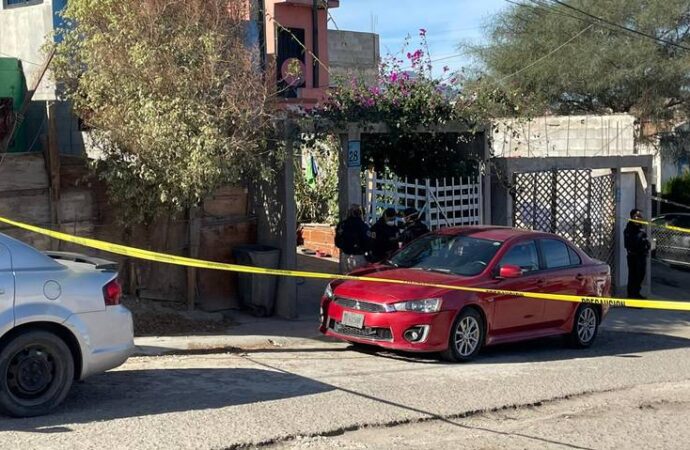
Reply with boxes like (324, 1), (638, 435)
(328, 29), (379, 85)
(492, 114), (645, 158)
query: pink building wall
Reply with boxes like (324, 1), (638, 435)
(264, 0), (338, 103)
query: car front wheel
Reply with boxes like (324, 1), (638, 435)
(441, 308), (485, 362)
(0, 330), (75, 417)
(568, 304), (600, 348)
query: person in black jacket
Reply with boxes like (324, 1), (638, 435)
(335, 204), (370, 273)
(624, 208), (651, 299)
(400, 207), (429, 246)
(369, 207), (400, 263)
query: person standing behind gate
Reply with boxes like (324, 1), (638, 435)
(335, 204), (370, 273)
(370, 207), (401, 263)
(624, 208), (650, 299)
(400, 207), (429, 246)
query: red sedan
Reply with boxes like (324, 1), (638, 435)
(320, 227), (612, 362)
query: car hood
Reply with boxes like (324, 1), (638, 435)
(332, 266), (473, 303)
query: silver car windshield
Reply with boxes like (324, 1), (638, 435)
(390, 234), (503, 276)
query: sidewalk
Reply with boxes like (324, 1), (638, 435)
(133, 313), (334, 357)
(134, 251), (338, 356)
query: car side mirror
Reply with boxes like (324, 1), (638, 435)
(498, 264), (522, 279)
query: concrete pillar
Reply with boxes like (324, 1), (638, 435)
(274, 132), (298, 319)
(637, 165), (653, 297)
(337, 125), (362, 215)
(254, 126), (297, 319)
(615, 170), (637, 295)
(338, 125), (362, 268)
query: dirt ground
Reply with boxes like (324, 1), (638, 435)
(122, 297), (236, 336)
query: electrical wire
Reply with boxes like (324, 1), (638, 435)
(0, 51), (41, 66)
(497, 24), (593, 83)
(549, 0), (690, 51)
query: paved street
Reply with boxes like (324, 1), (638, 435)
(1, 286), (689, 449)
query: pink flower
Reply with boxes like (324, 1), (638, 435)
(389, 72), (399, 82)
(419, 28), (427, 36)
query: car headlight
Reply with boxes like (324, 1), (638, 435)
(393, 298), (442, 313)
(324, 284), (335, 300)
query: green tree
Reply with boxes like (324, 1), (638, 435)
(469, 0), (690, 121)
(52, 0), (277, 224)
(662, 172), (690, 209)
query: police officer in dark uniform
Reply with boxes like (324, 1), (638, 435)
(624, 208), (650, 299)
(335, 204), (370, 273)
(369, 208), (400, 262)
(400, 207), (429, 246)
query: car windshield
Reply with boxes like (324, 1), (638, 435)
(389, 233), (503, 276)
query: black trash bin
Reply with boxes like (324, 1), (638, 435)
(232, 244), (281, 317)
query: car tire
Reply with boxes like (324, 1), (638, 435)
(567, 304), (600, 348)
(441, 308), (485, 362)
(0, 330), (75, 418)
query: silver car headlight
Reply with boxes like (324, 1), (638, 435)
(393, 298), (442, 313)
(324, 283), (335, 300)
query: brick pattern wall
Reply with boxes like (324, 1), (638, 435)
(301, 224), (339, 258)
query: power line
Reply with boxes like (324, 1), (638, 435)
(0, 51), (41, 66)
(549, 0), (690, 51)
(507, 0), (623, 36)
(497, 24), (593, 82)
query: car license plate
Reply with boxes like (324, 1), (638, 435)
(341, 311), (365, 329)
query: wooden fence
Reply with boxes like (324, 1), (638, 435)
(363, 171), (483, 229)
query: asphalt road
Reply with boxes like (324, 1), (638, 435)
(1, 264), (688, 450)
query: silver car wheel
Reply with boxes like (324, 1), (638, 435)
(577, 307), (597, 343)
(454, 316), (480, 356)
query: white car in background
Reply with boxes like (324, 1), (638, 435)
(0, 232), (133, 417)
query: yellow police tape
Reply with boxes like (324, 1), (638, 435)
(632, 218), (690, 234)
(1, 215), (689, 312)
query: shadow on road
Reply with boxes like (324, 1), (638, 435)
(0, 368), (334, 432)
(344, 328), (690, 366)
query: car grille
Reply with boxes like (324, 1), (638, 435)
(334, 297), (388, 313)
(328, 319), (392, 341)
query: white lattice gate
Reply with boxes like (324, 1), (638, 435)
(363, 171), (483, 229)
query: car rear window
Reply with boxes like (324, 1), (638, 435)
(541, 239), (573, 269)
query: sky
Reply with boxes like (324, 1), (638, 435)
(330, 0), (508, 76)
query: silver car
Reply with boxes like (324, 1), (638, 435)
(651, 213), (690, 268)
(0, 232), (134, 417)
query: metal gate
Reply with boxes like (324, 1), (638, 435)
(512, 169), (615, 266)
